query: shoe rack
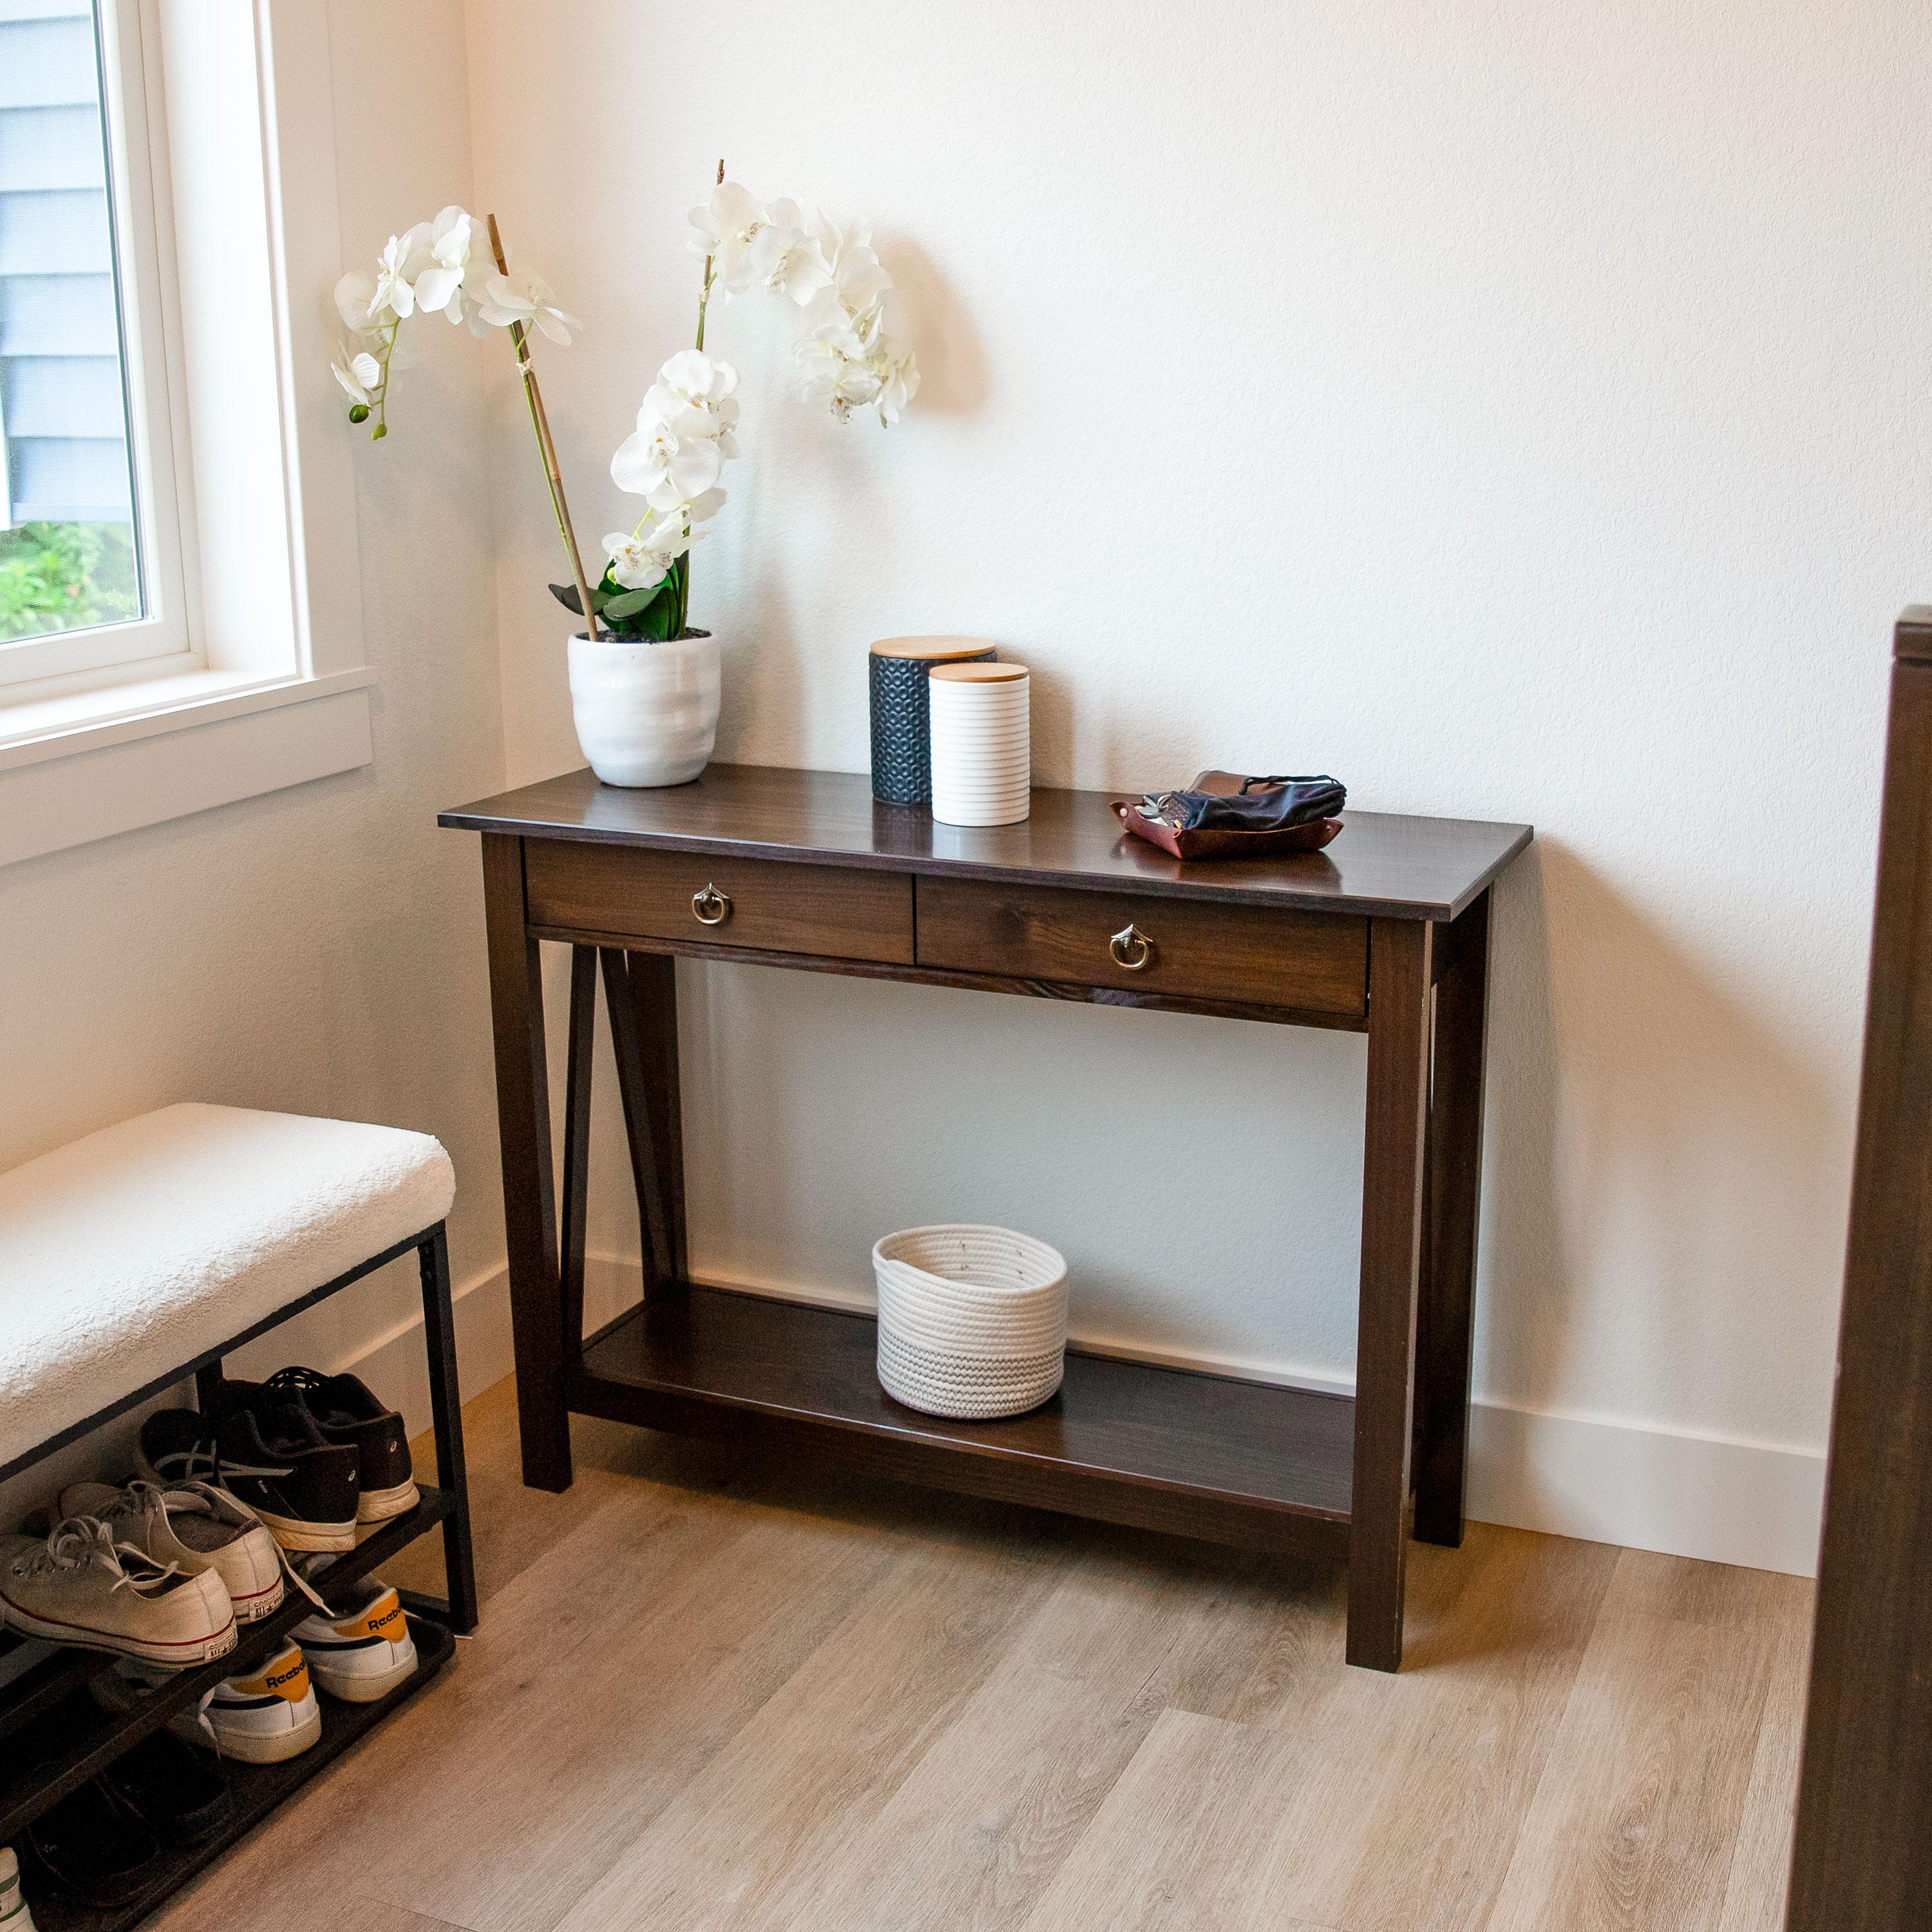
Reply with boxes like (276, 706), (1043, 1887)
(0, 1226), (476, 1929)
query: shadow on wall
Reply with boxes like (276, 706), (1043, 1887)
(1481, 839), (1845, 1445)
(875, 234), (988, 416)
(705, 245), (990, 772)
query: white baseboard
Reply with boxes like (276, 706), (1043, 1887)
(1466, 1399), (1824, 1578)
(350, 1256), (1825, 1580)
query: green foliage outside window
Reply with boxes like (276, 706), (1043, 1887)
(0, 522), (141, 643)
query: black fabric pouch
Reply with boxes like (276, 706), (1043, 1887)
(1146, 774), (1347, 833)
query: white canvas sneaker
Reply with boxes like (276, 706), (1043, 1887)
(0, 1518), (235, 1667)
(291, 1575), (417, 1702)
(0, 1847), (36, 1931)
(59, 1481), (285, 1623)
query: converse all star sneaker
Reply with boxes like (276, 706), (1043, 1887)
(58, 1481), (285, 1623)
(0, 1847), (37, 1931)
(292, 1576), (417, 1703)
(222, 1369), (419, 1524)
(0, 1519), (234, 1667)
(137, 1405), (359, 1553)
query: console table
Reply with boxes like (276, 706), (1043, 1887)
(441, 763), (1530, 1671)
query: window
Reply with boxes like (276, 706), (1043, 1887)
(0, 0), (191, 689)
(0, 0), (375, 869)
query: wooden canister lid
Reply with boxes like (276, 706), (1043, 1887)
(929, 661), (1028, 683)
(871, 635), (998, 661)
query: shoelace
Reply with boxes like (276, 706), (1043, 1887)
(19, 1515), (183, 1596)
(152, 1438), (296, 1484)
(81, 1479), (332, 1623)
(123, 1478), (330, 1615)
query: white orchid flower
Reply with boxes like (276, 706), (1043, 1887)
(742, 207), (834, 307)
(610, 413), (723, 502)
(646, 482), (726, 522)
(412, 206), (476, 319)
(603, 516), (703, 592)
(330, 348), (383, 406)
(808, 213), (895, 314)
(369, 220), (433, 321)
(796, 325), (886, 421)
(456, 288), (497, 339)
(655, 349), (737, 407)
(334, 270), (383, 339)
(475, 265), (583, 345)
(689, 181), (766, 292)
(873, 346), (919, 424)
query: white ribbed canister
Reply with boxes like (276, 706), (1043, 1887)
(927, 661), (1030, 826)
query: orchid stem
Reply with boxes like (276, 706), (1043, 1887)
(675, 156), (726, 640)
(486, 211), (600, 640)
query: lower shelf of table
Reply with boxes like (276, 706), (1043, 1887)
(571, 1285), (1356, 1557)
(26, 1615), (454, 1932)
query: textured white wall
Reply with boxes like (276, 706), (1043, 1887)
(0, 0), (505, 1520)
(464, 0), (1931, 1515)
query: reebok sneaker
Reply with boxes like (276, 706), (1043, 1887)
(292, 1575), (418, 1703)
(95, 1638), (324, 1766)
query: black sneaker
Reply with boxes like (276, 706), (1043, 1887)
(99, 1729), (233, 1846)
(137, 1407), (359, 1553)
(218, 1369), (418, 1524)
(26, 1779), (159, 1908)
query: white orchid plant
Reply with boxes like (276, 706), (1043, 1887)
(332, 204), (601, 627)
(551, 174), (920, 645)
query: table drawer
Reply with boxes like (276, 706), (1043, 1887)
(525, 842), (914, 965)
(915, 877), (1368, 1015)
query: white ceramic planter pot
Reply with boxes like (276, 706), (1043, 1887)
(567, 629), (719, 788)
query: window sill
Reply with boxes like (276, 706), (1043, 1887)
(0, 668), (375, 867)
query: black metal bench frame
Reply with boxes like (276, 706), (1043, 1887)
(0, 1221), (477, 1928)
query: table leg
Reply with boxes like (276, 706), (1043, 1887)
(480, 833), (572, 1492)
(558, 946), (598, 1364)
(630, 952), (688, 1282)
(601, 949), (688, 1289)
(1414, 891), (1492, 1548)
(1348, 916), (1434, 1671)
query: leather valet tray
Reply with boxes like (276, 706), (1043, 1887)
(1111, 770), (1345, 862)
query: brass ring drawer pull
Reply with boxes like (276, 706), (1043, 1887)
(1109, 923), (1154, 971)
(692, 883), (732, 926)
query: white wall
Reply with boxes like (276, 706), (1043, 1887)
(0, 0), (505, 1519)
(8, 1), (1922, 1575)
(462, 0), (1932, 1572)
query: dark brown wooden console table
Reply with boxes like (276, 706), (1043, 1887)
(441, 763), (1530, 1671)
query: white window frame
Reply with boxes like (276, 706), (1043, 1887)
(0, 0), (374, 867)
(0, 0), (195, 690)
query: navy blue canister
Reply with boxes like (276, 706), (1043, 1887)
(869, 636), (998, 804)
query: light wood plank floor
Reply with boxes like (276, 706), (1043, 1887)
(148, 1376), (1813, 1932)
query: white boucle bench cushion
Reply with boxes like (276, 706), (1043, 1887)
(0, 1103), (455, 1473)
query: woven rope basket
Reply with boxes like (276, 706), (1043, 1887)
(873, 1224), (1068, 1419)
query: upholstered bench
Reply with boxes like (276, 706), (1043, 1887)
(0, 1102), (477, 1891)
(0, 1102), (475, 1629)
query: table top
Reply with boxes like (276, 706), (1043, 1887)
(440, 764), (1533, 921)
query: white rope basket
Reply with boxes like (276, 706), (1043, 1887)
(873, 1224), (1068, 1419)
